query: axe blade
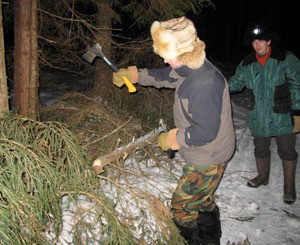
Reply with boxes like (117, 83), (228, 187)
(81, 43), (104, 64)
(81, 43), (137, 93)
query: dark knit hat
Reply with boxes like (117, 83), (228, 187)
(243, 21), (280, 46)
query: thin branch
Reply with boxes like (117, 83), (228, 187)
(83, 116), (132, 148)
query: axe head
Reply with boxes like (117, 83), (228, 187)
(82, 43), (105, 64)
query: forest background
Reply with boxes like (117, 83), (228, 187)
(0, 0), (298, 244)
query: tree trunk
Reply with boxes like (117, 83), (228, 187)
(13, 0), (38, 118)
(93, 125), (166, 174)
(92, 0), (114, 101)
(0, 1), (9, 116)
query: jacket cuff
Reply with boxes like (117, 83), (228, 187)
(167, 128), (180, 150)
(129, 66), (139, 84)
(176, 128), (189, 148)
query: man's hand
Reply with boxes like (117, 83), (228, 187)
(293, 116), (300, 133)
(113, 68), (131, 87)
(112, 66), (138, 88)
(157, 128), (180, 151)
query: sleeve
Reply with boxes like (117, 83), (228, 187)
(137, 66), (177, 89)
(284, 52), (300, 114)
(228, 61), (246, 93)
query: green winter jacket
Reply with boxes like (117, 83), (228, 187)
(229, 47), (300, 137)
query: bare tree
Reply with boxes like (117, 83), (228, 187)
(0, 0), (9, 116)
(13, 0), (38, 117)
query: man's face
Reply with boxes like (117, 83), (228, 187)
(252, 39), (271, 55)
(164, 59), (183, 69)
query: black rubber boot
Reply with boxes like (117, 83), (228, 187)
(197, 206), (221, 245)
(282, 159), (297, 205)
(247, 155), (270, 188)
(174, 221), (199, 245)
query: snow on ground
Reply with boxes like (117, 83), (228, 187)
(41, 77), (299, 244)
(53, 99), (299, 245)
(218, 101), (300, 245)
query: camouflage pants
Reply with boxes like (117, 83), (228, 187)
(171, 163), (226, 228)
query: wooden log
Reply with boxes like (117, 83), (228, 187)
(93, 125), (166, 174)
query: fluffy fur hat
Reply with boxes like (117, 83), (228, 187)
(150, 16), (206, 69)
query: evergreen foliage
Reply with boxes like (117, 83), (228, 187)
(0, 114), (136, 244)
(0, 114), (184, 244)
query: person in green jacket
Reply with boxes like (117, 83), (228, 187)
(229, 21), (300, 205)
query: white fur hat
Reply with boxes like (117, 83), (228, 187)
(150, 16), (206, 68)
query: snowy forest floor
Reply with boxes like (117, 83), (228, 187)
(218, 93), (300, 245)
(39, 70), (300, 245)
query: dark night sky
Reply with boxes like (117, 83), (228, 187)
(187, 0), (299, 63)
(4, 0), (298, 67)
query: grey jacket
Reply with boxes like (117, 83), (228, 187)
(137, 59), (235, 165)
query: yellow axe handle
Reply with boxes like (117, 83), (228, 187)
(122, 76), (137, 93)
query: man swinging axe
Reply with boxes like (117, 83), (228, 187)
(113, 16), (235, 245)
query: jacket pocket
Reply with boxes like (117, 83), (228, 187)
(273, 83), (292, 114)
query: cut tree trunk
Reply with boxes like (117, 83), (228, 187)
(93, 125), (166, 174)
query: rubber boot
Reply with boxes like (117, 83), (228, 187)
(247, 155), (270, 188)
(198, 206), (221, 245)
(174, 221), (199, 245)
(282, 159), (297, 205)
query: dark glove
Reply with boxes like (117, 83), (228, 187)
(167, 149), (176, 159)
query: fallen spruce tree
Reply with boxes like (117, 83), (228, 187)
(0, 112), (183, 244)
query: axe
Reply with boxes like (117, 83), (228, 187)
(82, 43), (137, 93)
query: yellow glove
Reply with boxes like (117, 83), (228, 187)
(113, 68), (131, 88)
(158, 132), (169, 151)
(112, 66), (138, 88)
(293, 116), (300, 133)
(157, 129), (180, 151)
